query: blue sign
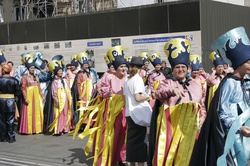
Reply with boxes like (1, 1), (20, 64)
(132, 36), (185, 44)
(87, 41), (103, 47)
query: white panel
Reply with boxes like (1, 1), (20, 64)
(0, 31), (202, 72)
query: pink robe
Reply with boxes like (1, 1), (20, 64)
(96, 73), (127, 166)
(65, 69), (78, 88)
(51, 77), (72, 134)
(156, 79), (206, 124)
(19, 74), (44, 134)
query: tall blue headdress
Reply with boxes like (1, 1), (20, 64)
(209, 51), (224, 68)
(211, 27), (250, 70)
(139, 52), (149, 64)
(70, 54), (79, 67)
(77, 52), (89, 67)
(148, 53), (161, 67)
(106, 45), (126, 69)
(190, 54), (202, 71)
(33, 52), (46, 70)
(164, 38), (191, 68)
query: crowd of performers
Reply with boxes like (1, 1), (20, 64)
(0, 26), (250, 166)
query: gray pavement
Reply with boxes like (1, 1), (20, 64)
(0, 132), (93, 166)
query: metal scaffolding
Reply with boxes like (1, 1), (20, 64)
(13, 0), (117, 21)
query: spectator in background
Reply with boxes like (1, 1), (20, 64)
(124, 56), (149, 166)
(160, 60), (172, 78)
(7, 61), (15, 76)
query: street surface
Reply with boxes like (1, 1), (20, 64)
(0, 132), (93, 166)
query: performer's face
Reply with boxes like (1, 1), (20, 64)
(71, 66), (76, 71)
(173, 64), (187, 80)
(155, 64), (161, 71)
(144, 62), (149, 69)
(215, 65), (224, 75)
(81, 64), (89, 71)
(28, 66), (35, 74)
(116, 64), (126, 76)
(57, 69), (63, 78)
(191, 70), (199, 78)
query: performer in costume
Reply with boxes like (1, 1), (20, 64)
(45, 60), (72, 135)
(148, 38), (207, 166)
(73, 46), (127, 166)
(190, 27), (250, 166)
(0, 64), (21, 143)
(96, 55), (115, 96)
(14, 52), (44, 83)
(33, 52), (50, 98)
(86, 54), (99, 98)
(189, 54), (207, 104)
(0, 50), (6, 76)
(147, 53), (165, 99)
(139, 52), (151, 83)
(205, 51), (225, 110)
(19, 57), (45, 134)
(71, 52), (93, 125)
(52, 55), (67, 76)
(65, 54), (79, 88)
(95, 45), (127, 166)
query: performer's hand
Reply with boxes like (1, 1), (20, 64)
(24, 99), (29, 105)
(151, 93), (155, 99)
(174, 88), (187, 98)
(42, 97), (46, 103)
(240, 126), (250, 137)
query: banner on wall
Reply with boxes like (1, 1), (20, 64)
(0, 31), (201, 72)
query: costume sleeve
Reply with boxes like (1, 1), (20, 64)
(51, 80), (58, 105)
(155, 79), (175, 102)
(219, 79), (237, 129)
(199, 89), (207, 124)
(99, 74), (111, 98)
(76, 73), (84, 99)
(96, 78), (103, 95)
(21, 75), (28, 100)
(206, 74), (219, 86)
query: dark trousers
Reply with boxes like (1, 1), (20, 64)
(0, 111), (15, 141)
